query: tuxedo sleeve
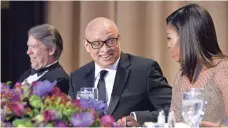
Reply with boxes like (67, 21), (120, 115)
(56, 78), (69, 94)
(135, 61), (172, 124)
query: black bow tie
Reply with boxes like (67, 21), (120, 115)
(31, 67), (49, 76)
(30, 62), (58, 76)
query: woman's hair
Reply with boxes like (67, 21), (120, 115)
(166, 3), (224, 83)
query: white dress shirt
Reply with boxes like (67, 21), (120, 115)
(22, 61), (58, 85)
(94, 58), (120, 106)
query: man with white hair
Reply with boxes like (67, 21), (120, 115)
(17, 24), (69, 94)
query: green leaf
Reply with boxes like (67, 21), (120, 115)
(59, 104), (65, 110)
(63, 108), (79, 117)
(12, 118), (33, 127)
(33, 108), (40, 115)
(25, 120), (33, 127)
(93, 120), (101, 127)
(21, 81), (32, 97)
(32, 114), (44, 124)
(45, 123), (53, 127)
(62, 108), (72, 116)
(6, 81), (12, 86)
(29, 95), (43, 108)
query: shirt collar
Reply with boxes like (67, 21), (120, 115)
(95, 57), (120, 79)
(45, 61), (58, 68)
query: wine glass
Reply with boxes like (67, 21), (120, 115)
(181, 88), (206, 128)
(79, 87), (99, 100)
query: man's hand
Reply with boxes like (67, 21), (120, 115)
(116, 115), (141, 127)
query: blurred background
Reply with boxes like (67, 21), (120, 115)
(1, 1), (228, 84)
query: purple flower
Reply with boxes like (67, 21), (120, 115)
(56, 121), (68, 127)
(79, 99), (89, 109)
(11, 94), (20, 102)
(91, 100), (106, 110)
(6, 122), (13, 127)
(80, 99), (106, 110)
(225, 120), (228, 126)
(0, 83), (3, 91)
(71, 112), (94, 126)
(1, 122), (13, 127)
(11, 89), (23, 102)
(32, 80), (57, 96)
(0, 83), (9, 93)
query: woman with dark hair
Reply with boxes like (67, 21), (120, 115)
(166, 3), (228, 126)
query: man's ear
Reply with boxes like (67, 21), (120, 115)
(84, 39), (90, 52)
(49, 47), (56, 56)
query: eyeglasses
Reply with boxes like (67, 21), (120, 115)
(86, 35), (119, 49)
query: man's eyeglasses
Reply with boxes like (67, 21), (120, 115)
(86, 35), (119, 49)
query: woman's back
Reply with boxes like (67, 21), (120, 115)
(171, 57), (228, 124)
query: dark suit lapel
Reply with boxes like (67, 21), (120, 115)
(108, 53), (131, 114)
(18, 69), (31, 82)
(37, 71), (49, 81)
(80, 62), (95, 89)
(83, 69), (95, 88)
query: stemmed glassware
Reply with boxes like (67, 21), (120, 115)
(181, 88), (206, 128)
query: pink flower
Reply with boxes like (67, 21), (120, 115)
(100, 115), (115, 126)
(32, 81), (38, 86)
(8, 101), (25, 117)
(73, 100), (80, 107)
(43, 110), (52, 122)
(42, 110), (61, 122)
(51, 86), (61, 96)
(15, 82), (22, 88)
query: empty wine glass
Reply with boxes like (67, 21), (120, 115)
(181, 88), (206, 128)
(79, 87), (99, 100)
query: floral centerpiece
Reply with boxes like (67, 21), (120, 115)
(0, 80), (117, 127)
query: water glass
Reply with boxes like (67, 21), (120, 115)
(79, 87), (98, 100)
(181, 88), (206, 128)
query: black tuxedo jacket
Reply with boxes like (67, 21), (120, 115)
(69, 53), (172, 123)
(17, 62), (69, 94)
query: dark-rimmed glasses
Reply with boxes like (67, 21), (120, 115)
(86, 35), (119, 49)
